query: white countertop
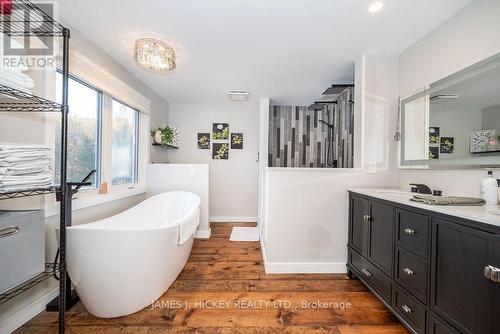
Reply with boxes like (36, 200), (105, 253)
(348, 187), (500, 229)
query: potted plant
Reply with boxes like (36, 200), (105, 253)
(151, 124), (179, 148)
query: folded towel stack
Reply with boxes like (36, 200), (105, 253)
(410, 194), (486, 206)
(0, 144), (53, 193)
(0, 33), (35, 93)
(0, 69), (35, 93)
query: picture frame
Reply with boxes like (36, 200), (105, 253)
(212, 143), (229, 160)
(440, 137), (454, 154)
(197, 133), (210, 149)
(213, 123), (229, 140)
(231, 133), (243, 149)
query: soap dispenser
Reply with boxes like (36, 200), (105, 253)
(481, 170), (498, 205)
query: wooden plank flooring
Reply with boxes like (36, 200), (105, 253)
(17, 223), (408, 334)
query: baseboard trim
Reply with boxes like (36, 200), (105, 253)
(260, 239), (346, 274)
(210, 216), (258, 223)
(0, 288), (58, 334)
(263, 262), (347, 274)
(195, 229), (211, 239)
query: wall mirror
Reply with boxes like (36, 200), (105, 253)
(400, 52), (500, 168)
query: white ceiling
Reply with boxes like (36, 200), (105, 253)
(58, 0), (472, 105)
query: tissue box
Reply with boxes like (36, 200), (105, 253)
(0, 210), (45, 294)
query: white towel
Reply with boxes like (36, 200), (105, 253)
(0, 165), (50, 176)
(0, 182), (52, 193)
(0, 77), (32, 93)
(179, 207), (200, 245)
(0, 70), (35, 89)
(0, 158), (52, 167)
(0, 143), (53, 192)
(0, 143), (51, 151)
(0, 152), (50, 160)
(0, 33), (29, 72)
(0, 172), (52, 181)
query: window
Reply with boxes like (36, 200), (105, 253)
(55, 73), (101, 187)
(52, 71), (144, 198)
(111, 99), (139, 186)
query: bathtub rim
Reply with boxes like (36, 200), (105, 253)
(62, 191), (201, 232)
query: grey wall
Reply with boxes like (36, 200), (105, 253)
(268, 88), (354, 168)
(168, 101), (259, 220)
(482, 104), (500, 136)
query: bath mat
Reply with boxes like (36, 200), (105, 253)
(229, 227), (260, 242)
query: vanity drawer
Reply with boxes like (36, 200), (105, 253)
(350, 249), (391, 304)
(396, 209), (430, 259)
(392, 285), (426, 334)
(427, 312), (461, 334)
(395, 247), (429, 304)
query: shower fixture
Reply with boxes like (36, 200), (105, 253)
(319, 119), (337, 168)
(319, 119), (334, 128)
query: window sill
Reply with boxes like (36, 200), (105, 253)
(44, 185), (147, 218)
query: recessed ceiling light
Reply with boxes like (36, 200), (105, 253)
(368, 1), (384, 13)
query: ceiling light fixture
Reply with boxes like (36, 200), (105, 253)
(134, 38), (176, 73)
(368, 1), (384, 13)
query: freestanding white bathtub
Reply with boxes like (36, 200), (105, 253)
(64, 191), (200, 318)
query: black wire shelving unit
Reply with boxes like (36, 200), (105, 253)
(0, 263), (62, 306)
(0, 186), (59, 201)
(0, 1), (71, 333)
(0, 85), (63, 112)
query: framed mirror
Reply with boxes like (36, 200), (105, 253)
(400, 53), (500, 168)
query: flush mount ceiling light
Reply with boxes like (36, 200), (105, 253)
(134, 38), (176, 73)
(368, 1), (384, 13)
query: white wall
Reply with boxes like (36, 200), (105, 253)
(398, 0), (500, 194)
(168, 101), (260, 221)
(258, 98), (270, 233)
(261, 54), (400, 273)
(146, 164), (210, 237)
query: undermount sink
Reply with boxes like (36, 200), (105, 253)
(375, 190), (413, 197)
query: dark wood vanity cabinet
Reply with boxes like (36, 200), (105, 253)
(430, 219), (500, 334)
(347, 192), (500, 334)
(350, 196), (394, 276)
(351, 196), (370, 256)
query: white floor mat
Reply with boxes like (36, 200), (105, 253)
(229, 227), (260, 242)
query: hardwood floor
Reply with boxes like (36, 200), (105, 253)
(17, 223), (408, 334)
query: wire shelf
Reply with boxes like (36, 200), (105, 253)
(0, 85), (63, 112)
(0, 263), (61, 305)
(0, 186), (59, 200)
(0, 0), (65, 37)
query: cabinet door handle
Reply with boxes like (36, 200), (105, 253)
(361, 268), (372, 278)
(485, 265), (500, 283)
(363, 215), (371, 223)
(484, 266), (492, 280)
(0, 226), (20, 238)
(404, 228), (415, 235)
(403, 268), (414, 276)
(401, 305), (412, 314)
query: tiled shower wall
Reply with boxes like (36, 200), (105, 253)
(268, 87), (354, 168)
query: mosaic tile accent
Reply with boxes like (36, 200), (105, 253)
(268, 87), (354, 168)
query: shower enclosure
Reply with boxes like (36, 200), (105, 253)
(268, 87), (354, 168)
